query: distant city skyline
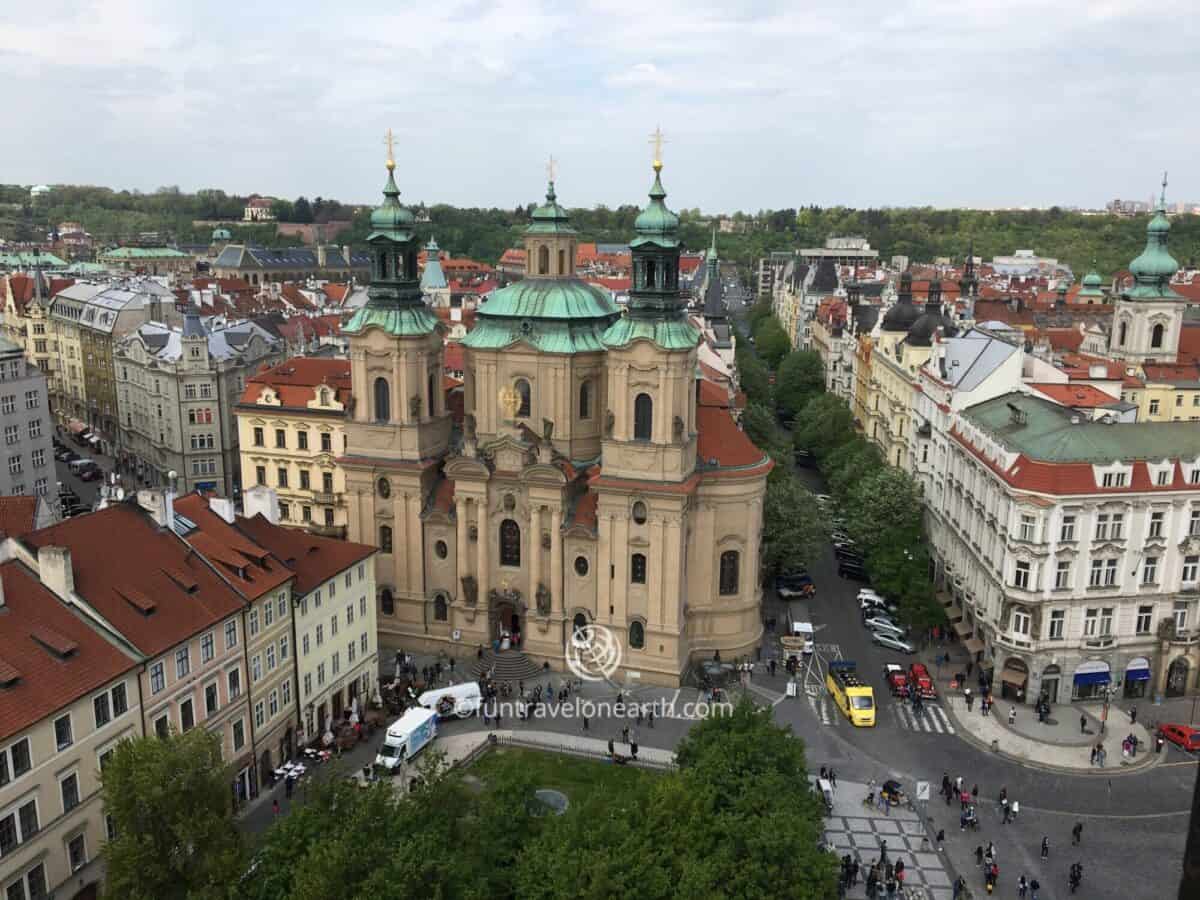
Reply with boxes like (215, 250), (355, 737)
(2, 0), (1197, 213)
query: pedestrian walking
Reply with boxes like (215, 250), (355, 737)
(975, 845), (984, 867)
(285, 774), (294, 799)
(1130, 705), (1137, 725)
(630, 741), (638, 760)
(1029, 878), (1040, 900)
(622, 725), (630, 744)
(1071, 821), (1082, 845)
(272, 798), (280, 817)
(830, 768), (838, 789)
(821, 766), (829, 780)
(636, 706), (644, 726)
(1018, 875), (1028, 898)
(1079, 713), (1087, 734)
(1008, 706), (1017, 726)
(648, 708), (655, 728)
(607, 738), (615, 757)
(1040, 836), (1049, 860)
(953, 875), (967, 900)
(936, 828), (945, 852)
(965, 688), (974, 711)
(495, 710), (501, 729)
(972, 783), (979, 802)
(1002, 799), (1011, 824)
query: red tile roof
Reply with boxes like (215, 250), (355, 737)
(587, 277), (631, 292)
(0, 496), (38, 539)
(322, 283), (350, 305)
(698, 379), (734, 408)
(1178, 323), (1200, 364)
(443, 343), (465, 372)
(280, 284), (319, 311)
(23, 504), (247, 656)
(1142, 362), (1200, 385)
(174, 494), (294, 601)
(1028, 383), (1120, 408)
(239, 357), (351, 408)
(233, 510), (375, 597)
(696, 406), (772, 474)
(679, 257), (703, 275)
(0, 560), (137, 740)
(499, 249), (527, 266)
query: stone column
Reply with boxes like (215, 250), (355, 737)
(476, 500), (489, 616)
(550, 508), (563, 617)
(455, 497), (468, 588)
(530, 505), (542, 610)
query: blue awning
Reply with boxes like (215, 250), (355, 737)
(1073, 671), (1111, 687)
(1126, 668), (1151, 682)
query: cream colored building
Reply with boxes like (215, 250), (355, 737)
(341, 157), (771, 686)
(0, 552), (141, 900)
(236, 358), (352, 537)
(1, 273), (61, 380)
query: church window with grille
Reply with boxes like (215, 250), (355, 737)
(515, 379), (531, 418)
(374, 377), (390, 423)
(719, 550), (740, 595)
(579, 381), (592, 420)
(634, 393), (653, 441)
(1152, 323), (1165, 349)
(500, 519), (521, 567)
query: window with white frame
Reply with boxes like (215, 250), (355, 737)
(1149, 511), (1165, 538)
(254, 702), (265, 729)
(1095, 514), (1110, 540)
(302, 634), (310, 656)
(1104, 558), (1118, 586)
(1048, 609), (1065, 640)
(1083, 608), (1099, 636)
(279, 636), (289, 661)
(348, 640), (356, 664)
(278, 594), (288, 620)
(304, 673), (312, 697)
(268, 690), (278, 718)
(1012, 609), (1031, 635)
(60, 771), (80, 812)
(346, 603), (354, 626)
(264, 600), (274, 627)
(1111, 513), (1125, 539)
(0, 798), (40, 857)
(1018, 514), (1035, 542)
(317, 663), (325, 686)
(201, 631), (214, 663)
(227, 667), (241, 699)
(1099, 607), (1114, 635)
(330, 614), (338, 637)
(360, 632), (368, 654)
(251, 655), (262, 682)
(266, 645), (276, 672)
(1012, 560), (1031, 589)
(1175, 601), (1190, 632)
(233, 719), (246, 751)
(175, 647), (190, 679)
(281, 679), (291, 706)
(249, 609), (259, 637)
(54, 714), (73, 751)
(224, 619), (238, 649)
(1184, 555), (1200, 585)
(1136, 605), (1153, 634)
(1143, 556), (1159, 584)
(316, 624), (324, 647)
(1191, 509), (1200, 536)
(1060, 514), (1076, 542)
(1101, 471), (1128, 487)
(1156, 469), (1171, 486)
(1090, 559), (1106, 587)
(150, 661), (165, 694)
(1054, 561), (1071, 589)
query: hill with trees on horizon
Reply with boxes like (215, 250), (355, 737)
(3, 183), (1197, 278)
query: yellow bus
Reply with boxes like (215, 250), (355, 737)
(826, 661), (875, 727)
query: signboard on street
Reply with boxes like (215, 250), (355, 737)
(916, 781), (930, 801)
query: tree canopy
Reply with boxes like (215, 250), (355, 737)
(774, 351), (826, 422)
(100, 728), (244, 900)
(762, 470), (825, 579)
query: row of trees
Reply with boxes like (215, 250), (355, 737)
(100, 703), (835, 900)
(5, 181), (1194, 274)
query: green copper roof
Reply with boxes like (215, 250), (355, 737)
(1126, 185), (1180, 301)
(420, 237), (448, 291)
(525, 182), (577, 236)
(964, 392), (1200, 463)
(630, 166), (680, 249)
(102, 246), (190, 258)
(462, 318), (613, 353)
(1078, 269), (1105, 297)
(601, 317), (699, 351)
(367, 166), (416, 242)
(474, 278), (619, 321)
(343, 305), (438, 337)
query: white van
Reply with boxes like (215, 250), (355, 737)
(418, 681), (483, 718)
(375, 707), (438, 772)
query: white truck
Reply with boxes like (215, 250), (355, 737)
(375, 707), (438, 773)
(418, 681), (483, 718)
(783, 601), (814, 663)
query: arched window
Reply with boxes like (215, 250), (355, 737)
(630, 553), (647, 584)
(378, 252), (389, 280)
(394, 252), (405, 278)
(379, 525), (393, 553)
(427, 372), (436, 417)
(579, 381), (591, 420)
(644, 259), (657, 289)
(629, 620), (645, 649)
(573, 612), (589, 639)
(434, 594), (448, 621)
(633, 393), (653, 441)
(558, 248), (566, 275)
(515, 379), (531, 417)
(1152, 323), (1165, 349)
(373, 377), (390, 423)
(538, 245), (549, 275)
(500, 519), (521, 567)
(666, 262), (677, 289)
(719, 550), (740, 595)
(1118, 321), (1128, 346)
(380, 588), (394, 616)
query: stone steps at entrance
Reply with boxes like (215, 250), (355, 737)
(472, 648), (545, 682)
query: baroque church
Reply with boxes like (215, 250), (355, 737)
(340, 150), (772, 685)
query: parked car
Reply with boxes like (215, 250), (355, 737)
(863, 614), (905, 637)
(873, 632), (915, 654)
(882, 663), (910, 697)
(838, 561), (868, 580)
(79, 466), (103, 482)
(1158, 723), (1200, 751)
(835, 548), (865, 564)
(776, 573), (815, 598)
(794, 448), (816, 468)
(859, 595), (899, 617)
(830, 530), (853, 543)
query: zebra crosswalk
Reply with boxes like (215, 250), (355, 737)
(809, 694), (836, 726)
(892, 703), (956, 735)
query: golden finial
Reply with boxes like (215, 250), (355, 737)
(498, 385), (521, 420)
(384, 128), (396, 171)
(546, 154), (557, 183)
(649, 125), (667, 172)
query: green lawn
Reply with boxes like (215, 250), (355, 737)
(470, 747), (657, 805)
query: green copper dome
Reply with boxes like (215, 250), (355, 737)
(463, 279), (620, 354)
(630, 165), (680, 249)
(526, 182), (577, 236)
(1082, 270), (1102, 288)
(368, 166), (415, 240)
(1126, 189), (1179, 299)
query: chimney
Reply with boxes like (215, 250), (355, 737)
(208, 496), (236, 524)
(38, 545), (75, 601)
(316, 244), (328, 268)
(136, 477), (177, 530)
(242, 485), (280, 524)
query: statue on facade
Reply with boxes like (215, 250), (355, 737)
(605, 409), (615, 437)
(673, 415), (685, 442)
(409, 394), (422, 418)
(542, 418), (555, 442)
(536, 583), (551, 616)
(1158, 616), (1177, 641)
(464, 413), (477, 441)
(460, 575), (478, 607)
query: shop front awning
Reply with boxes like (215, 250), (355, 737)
(1000, 667), (1028, 687)
(1073, 660), (1111, 687)
(947, 604), (964, 623)
(1125, 656), (1151, 682)
(952, 620), (972, 639)
(964, 637), (985, 655)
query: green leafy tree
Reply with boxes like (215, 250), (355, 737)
(270, 198), (294, 222)
(820, 438), (884, 499)
(745, 299), (774, 332)
(100, 728), (243, 900)
(741, 402), (777, 450)
(752, 316), (793, 369)
(735, 342), (772, 407)
(774, 351), (825, 421)
(292, 196), (313, 224)
(762, 471), (825, 578)
(845, 466), (924, 555)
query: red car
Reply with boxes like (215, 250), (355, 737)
(1158, 723), (1200, 751)
(883, 664), (909, 698)
(908, 663), (937, 700)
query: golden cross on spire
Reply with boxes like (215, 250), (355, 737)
(384, 128), (396, 171)
(649, 125), (667, 170)
(546, 154), (557, 183)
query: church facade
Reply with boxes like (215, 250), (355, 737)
(340, 152), (771, 686)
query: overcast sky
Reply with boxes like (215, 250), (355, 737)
(3, 0), (1196, 212)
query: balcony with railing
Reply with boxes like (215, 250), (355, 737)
(307, 522), (347, 539)
(1080, 634), (1118, 651)
(311, 491), (341, 505)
